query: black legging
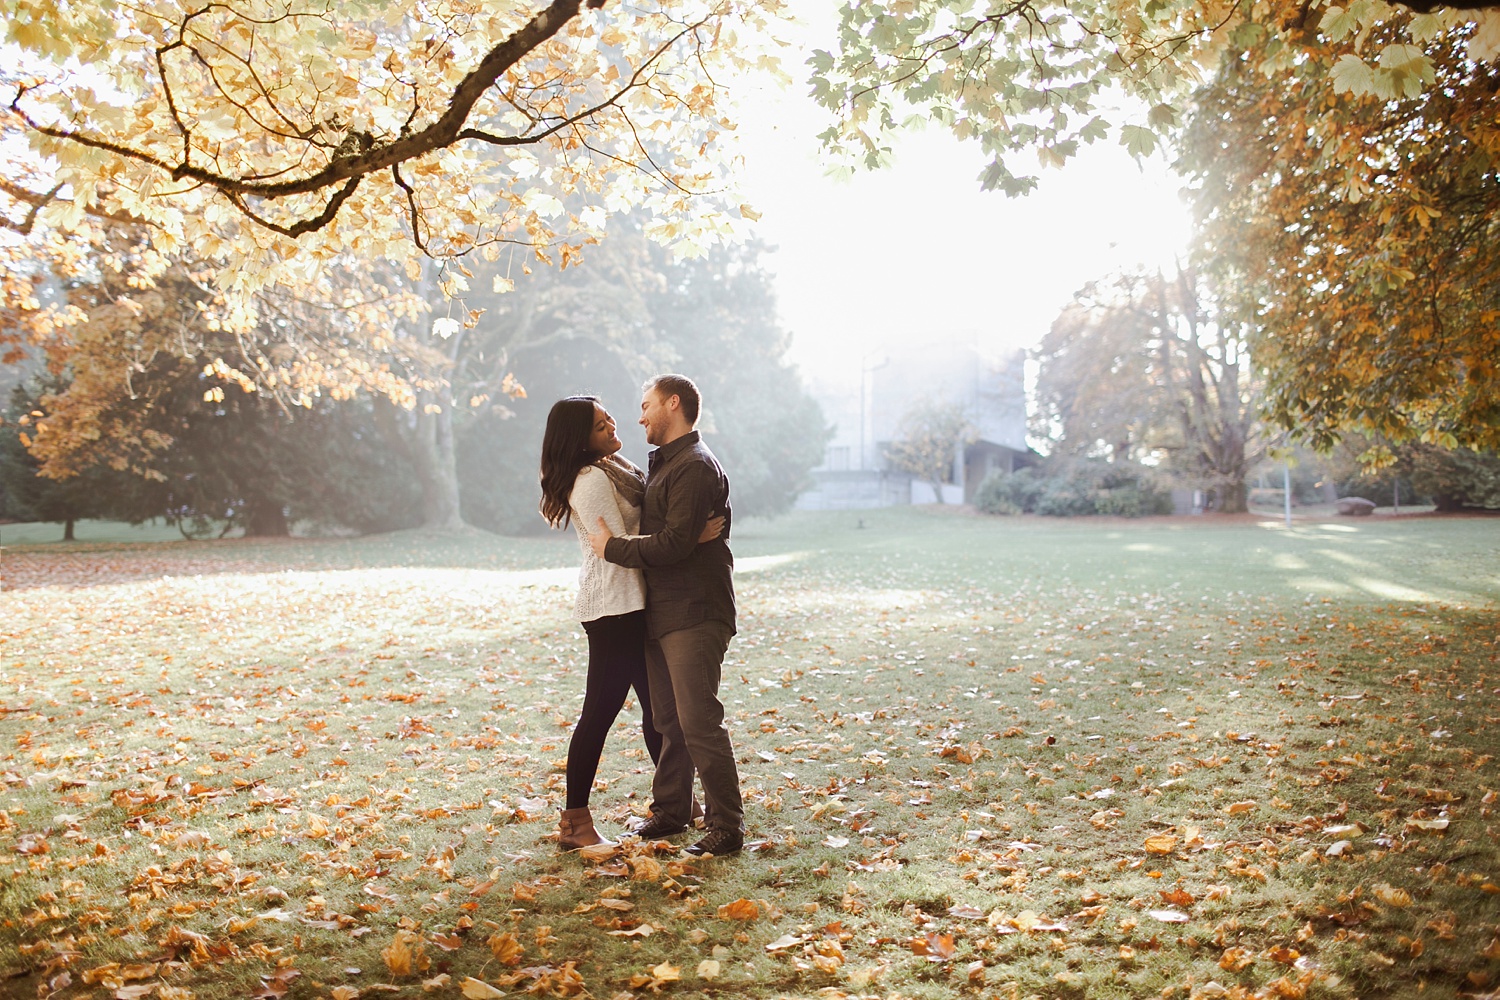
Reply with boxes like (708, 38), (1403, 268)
(566, 610), (661, 809)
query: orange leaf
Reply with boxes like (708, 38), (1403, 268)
(487, 931), (523, 966)
(1144, 834), (1177, 855)
(717, 898), (760, 921)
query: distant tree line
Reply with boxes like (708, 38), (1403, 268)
(968, 264), (1500, 518)
(1, 234), (827, 540)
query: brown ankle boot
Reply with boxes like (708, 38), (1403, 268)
(557, 807), (615, 852)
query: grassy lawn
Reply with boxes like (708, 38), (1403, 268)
(1, 508), (1496, 1000)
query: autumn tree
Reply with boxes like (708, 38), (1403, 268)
(1179, 24), (1500, 455)
(885, 399), (974, 504)
(1033, 269), (1265, 513)
(3, 340), (426, 538)
(9, 226), (434, 482)
(3, 0), (780, 283)
(0, 380), (144, 539)
(2, 1), (784, 517)
(809, 2), (1499, 453)
(1033, 286), (1164, 464)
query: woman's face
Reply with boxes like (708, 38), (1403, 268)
(587, 404), (622, 457)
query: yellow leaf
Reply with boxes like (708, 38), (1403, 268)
(650, 962), (680, 982)
(488, 931), (523, 965)
(696, 959), (721, 980)
(1144, 834), (1177, 855)
(578, 841), (617, 863)
(381, 930), (428, 976)
(460, 978), (506, 999)
(1373, 884), (1413, 908)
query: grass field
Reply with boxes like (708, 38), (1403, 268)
(1, 508), (1497, 1000)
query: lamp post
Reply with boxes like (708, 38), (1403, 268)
(1284, 461), (1292, 530)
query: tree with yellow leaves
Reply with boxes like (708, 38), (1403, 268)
(3, 0), (782, 292)
(1179, 22), (1500, 454)
(2, 0), (784, 526)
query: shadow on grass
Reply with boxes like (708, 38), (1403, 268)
(5, 510), (1498, 610)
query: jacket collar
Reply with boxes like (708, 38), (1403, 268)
(648, 429), (700, 474)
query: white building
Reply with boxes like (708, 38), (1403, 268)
(797, 344), (1033, 509)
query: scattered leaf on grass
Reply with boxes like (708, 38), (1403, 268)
(1144, 834), (1177, 855)
(1374, 884), (1413, 908)
(717, 898), (760, 921)
(606, 923), (655, 937)
(461, 978), (506, 999)
(1406, 817), (1450, 831)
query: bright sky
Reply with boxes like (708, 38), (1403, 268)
(729, 15), (1194, 395)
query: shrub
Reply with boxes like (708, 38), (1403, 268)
(974, 460), (1171, 518)
(973, 468), (1033, 515)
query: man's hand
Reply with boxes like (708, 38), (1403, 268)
(589, 517), (613, 559)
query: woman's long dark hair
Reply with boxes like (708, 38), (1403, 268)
(539, 395), (601, 528)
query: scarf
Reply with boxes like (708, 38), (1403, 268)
(595, 454), (646, 509)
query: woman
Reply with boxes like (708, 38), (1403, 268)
(539, 395), (720, 850)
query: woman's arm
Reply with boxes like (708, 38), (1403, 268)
(569, 468), (631, 539)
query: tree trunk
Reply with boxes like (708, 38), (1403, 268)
(63, 517), (75, 541)
(1217, 477), (1248, 513)
(243, 500), (290, 537)
(371, 392), (465, 532)
(412, 388), (465, 531)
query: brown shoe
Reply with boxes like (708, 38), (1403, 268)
(631, 812), (689, 839)
(557, 807), (615, 852)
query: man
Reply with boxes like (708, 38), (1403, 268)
(588, 374), (743, 857)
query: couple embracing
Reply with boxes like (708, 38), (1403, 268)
(537, 374), (743, 859)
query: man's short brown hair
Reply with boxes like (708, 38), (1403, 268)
(645, 373), (701, 425)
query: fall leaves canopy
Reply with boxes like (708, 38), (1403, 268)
(2, 0), (783, 316)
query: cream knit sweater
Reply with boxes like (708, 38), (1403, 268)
(569, 465), (647, 622)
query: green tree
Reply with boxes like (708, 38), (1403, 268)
(810, 1), (1496, 197)
(885, 399), (974, 505)
(810, 3), (1499, 455)
(454, 233), (827, 533)
(7, 353), (424, 539)
(1404, 445), (1500, 511)
(644, 238), (829, 518)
